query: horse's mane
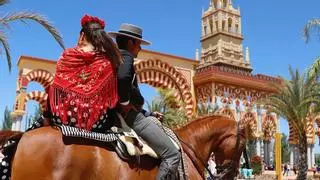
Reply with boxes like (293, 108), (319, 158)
(179, 114), (235, 129)
(0, 131), (24, 149)
(175, 114), (237, 140)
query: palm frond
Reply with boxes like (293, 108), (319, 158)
(0, 12), (65, 49)
(146, 99), (164, 113)
(261, 67), (319, 141)
(0, 0), (9, 6)
(303, 18), (320, 43)
(0, 31), (11, 71)
(307, 56), (320, 81)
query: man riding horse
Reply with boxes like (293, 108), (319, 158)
(109, 23), (181, 180)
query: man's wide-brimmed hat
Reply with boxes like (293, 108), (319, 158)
(109, 23), (151, 45)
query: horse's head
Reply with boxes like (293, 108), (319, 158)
(214, 118), (248, 179)
(176, 114), (248, 179)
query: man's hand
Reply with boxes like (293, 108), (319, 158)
(152, 111), (164, 121)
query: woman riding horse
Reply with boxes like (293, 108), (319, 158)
(0, 14), (122, 179)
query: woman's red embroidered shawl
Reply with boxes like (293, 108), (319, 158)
(49, 47), (118, 130)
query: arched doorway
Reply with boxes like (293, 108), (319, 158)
(135, 59), (194, 118)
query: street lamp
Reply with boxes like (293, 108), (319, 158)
(275, 115), (282, 180)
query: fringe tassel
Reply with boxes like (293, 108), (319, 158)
(49, 77), (118, 130)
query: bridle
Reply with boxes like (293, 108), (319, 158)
(178, 121), (247, 179)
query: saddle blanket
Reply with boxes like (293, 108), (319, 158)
(58, 125), (119, 142)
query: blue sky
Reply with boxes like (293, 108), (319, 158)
(0, 0), (320, 150)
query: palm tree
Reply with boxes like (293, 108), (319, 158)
(246, 139), (257, 160)
(0, 0), (64, 72)
(262, 66), (320, 179)
(196, 102), (218, 117)
(147, 88), (188, 128)
(2, 106), (12, 130)
(146, 97), (164, 113)
(24, 104), (42, 130)
(303, 18), (320, 43)
(281, 133), (290, 164)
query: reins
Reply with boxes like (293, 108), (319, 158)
(177, 136), (216, 179)
(177, 121), (242, 180)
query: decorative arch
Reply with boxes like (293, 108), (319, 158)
(134, 59), (194, 118)
(240, 112), (258, 139)
(228, 18), (233, 32)
(222, 0), (228, 8)
(25, 91), (48, 111)
(306, 116), (315, 144)
(25, 69), (54, 92)
(213, 0), (219, 8)
(216, 107), (235, 120)
(13, 92), (26, 112)
(315, 116), (320, 138)
(235, 24), (239, 34)
(262, 115), (276, 141)
(288, 122), (298, 144)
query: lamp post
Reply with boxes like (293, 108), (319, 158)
(275, 115), (282, 180)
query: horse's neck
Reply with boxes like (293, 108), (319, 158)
(175, 116), (225, 174)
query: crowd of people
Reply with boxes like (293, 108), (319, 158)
(282, 163), (299, 176)
(282, 163), (291, 176)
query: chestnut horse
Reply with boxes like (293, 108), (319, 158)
(2, 115), (247, 180)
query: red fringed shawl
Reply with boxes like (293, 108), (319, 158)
(49, 47), (118, 130)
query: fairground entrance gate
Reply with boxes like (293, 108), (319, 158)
(11, 0), (317, 169)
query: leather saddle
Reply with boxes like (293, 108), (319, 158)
(111, 112), (180, 161)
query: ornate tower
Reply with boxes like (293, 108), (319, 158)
(194, 0), (281, 166)
(200, 0), (252, 72)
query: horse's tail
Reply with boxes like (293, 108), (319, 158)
(0, 130), (24, 148)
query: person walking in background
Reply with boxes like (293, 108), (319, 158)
(208, 153), (217, 175)
(293, 165), (297, 175)
(286, 163), (290, 176)
(283, 163), (287, 176)
(313, 164), (317, 175)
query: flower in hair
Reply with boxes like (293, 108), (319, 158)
(81, 14), (105, 29)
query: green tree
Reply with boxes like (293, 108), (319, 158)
(146, 98), (163, 113)
(281, 133), (290, 164)
(246, 139), (257, 159)
(24, 104), (42, 130)
(262, 67), (320, 179)
(0, 0), (64, 72)
(147, 88), (188, 128)
(251, 155), (262, 175)
(315, 153), (320, 166)
(2, 106), (12, 130)
(196, 102), (218, 117)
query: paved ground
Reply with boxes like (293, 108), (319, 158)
(259, 170), (314, 180)
(239, 170), (315, 180)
